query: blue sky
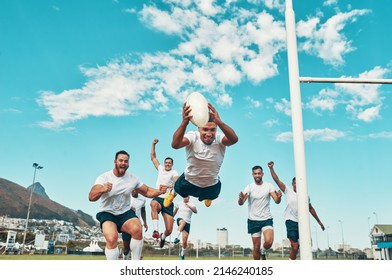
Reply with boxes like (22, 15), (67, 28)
(1, 0), (391, 251)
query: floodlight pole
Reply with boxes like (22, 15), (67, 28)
(285, 0), (313, 260)
(373, 212), (379, 223)
(21, 163), (43, 254)
(326, 226), (330, 249)
(339, 220), (345, 252)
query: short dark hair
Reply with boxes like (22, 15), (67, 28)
(164, 157), (174, 164)
(252, 165), (263, 172)
(115, 150), (129, 160)
(292, 177), (296, 183)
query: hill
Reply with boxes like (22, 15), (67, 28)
(27, 182), (49, 199)
(0, 178), (96, 227)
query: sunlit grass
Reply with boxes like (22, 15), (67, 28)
(0, 254), (252, 260)
(0, 254), (339, 260)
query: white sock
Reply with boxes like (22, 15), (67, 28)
(176, 231), (181, 239)
(153, 220), (159, 232)
(180, 247), (185, 256)
(130, 239), (143, 260)
(105, 246), (119, 260)
(161, 232), (166, 240)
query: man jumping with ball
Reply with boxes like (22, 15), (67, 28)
(164, 100), (238, 208)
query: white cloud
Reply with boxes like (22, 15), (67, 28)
(196, 0), (223, 16)
(306, 88), (338, 112)
(305, 66), (390, 123)
(297, 9), (370, 66)
(304, 128), (346, 141)
(212, 63), (242, 85)
(38, 1), (288, 128)
(1, 108), (22, 114)
(139, 5), (199, 35)
(307, 97), (337, 112)
(296, 17), (319, 38)
(276, 128), (346, 142)
(368, 131), (392, 140)
(165, 0), (192, 7)
(266, 97), (274, 104)
(215, 92), (233, 107)
(123, 8), (137, 14)
(38, 71), (156, 128)
(247, 0), (285, 12)
(192, 66), (216, 88)
(274, 98), (291, 116)
(336, 66), (388, 121)
(355, 105), (381, 123)
(323, 0), (337, 6)
(264, 118), (279, 128)
(335, 66), (387, 107)
(38, 2), (376, 129)
(275, 131), (292, 142)
(245, 96), (262, 108)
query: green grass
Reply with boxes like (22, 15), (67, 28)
(0, 254), (105, 260)
(0, 254), (340, 260)
(0, 254), (252, 260)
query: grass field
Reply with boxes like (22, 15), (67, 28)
(0, 254), (253, 260)
(0, 254), (339, 260)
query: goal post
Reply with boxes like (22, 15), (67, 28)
(284, 0), (392, 260)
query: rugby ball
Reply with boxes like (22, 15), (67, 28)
(186, 92), (209, 127)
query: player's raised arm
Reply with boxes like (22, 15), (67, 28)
(172, 103), (191, 149)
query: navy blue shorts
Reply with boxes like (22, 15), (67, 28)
(152, 197), (174, 217)
(285, 220), (299, 242)
(247, 218), (273, 234)
(176, 218), (191, 234)
(174, 173), (221, 201)
(96, 209), (137, 233)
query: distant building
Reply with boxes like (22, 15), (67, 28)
(56, 233), (69, 243)
(216, 228), (228, 247)
(370, 224), (392, 260)
(34, 232), (46, 249)
(273, 238), (290, 250)
(334, 243), (351, 252)
(5, 231), (17, 252)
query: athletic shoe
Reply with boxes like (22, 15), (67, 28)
(204, 199), (212, 207)
(152, 231), (160, 239)
(159, 233), (165, 248)
(163, 190), (176, 207)
(260, 249), (267, 260)
(174, 238), (180, 244)
(180, 255), (185, 260)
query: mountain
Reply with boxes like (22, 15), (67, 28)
(27, 182), (50, 199)
(0, 178), (96, 227)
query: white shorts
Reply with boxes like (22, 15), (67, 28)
(251, 225), (273, 237)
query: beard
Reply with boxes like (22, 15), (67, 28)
(254, 177), (262, 184)
(115, 165), (128, 176)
